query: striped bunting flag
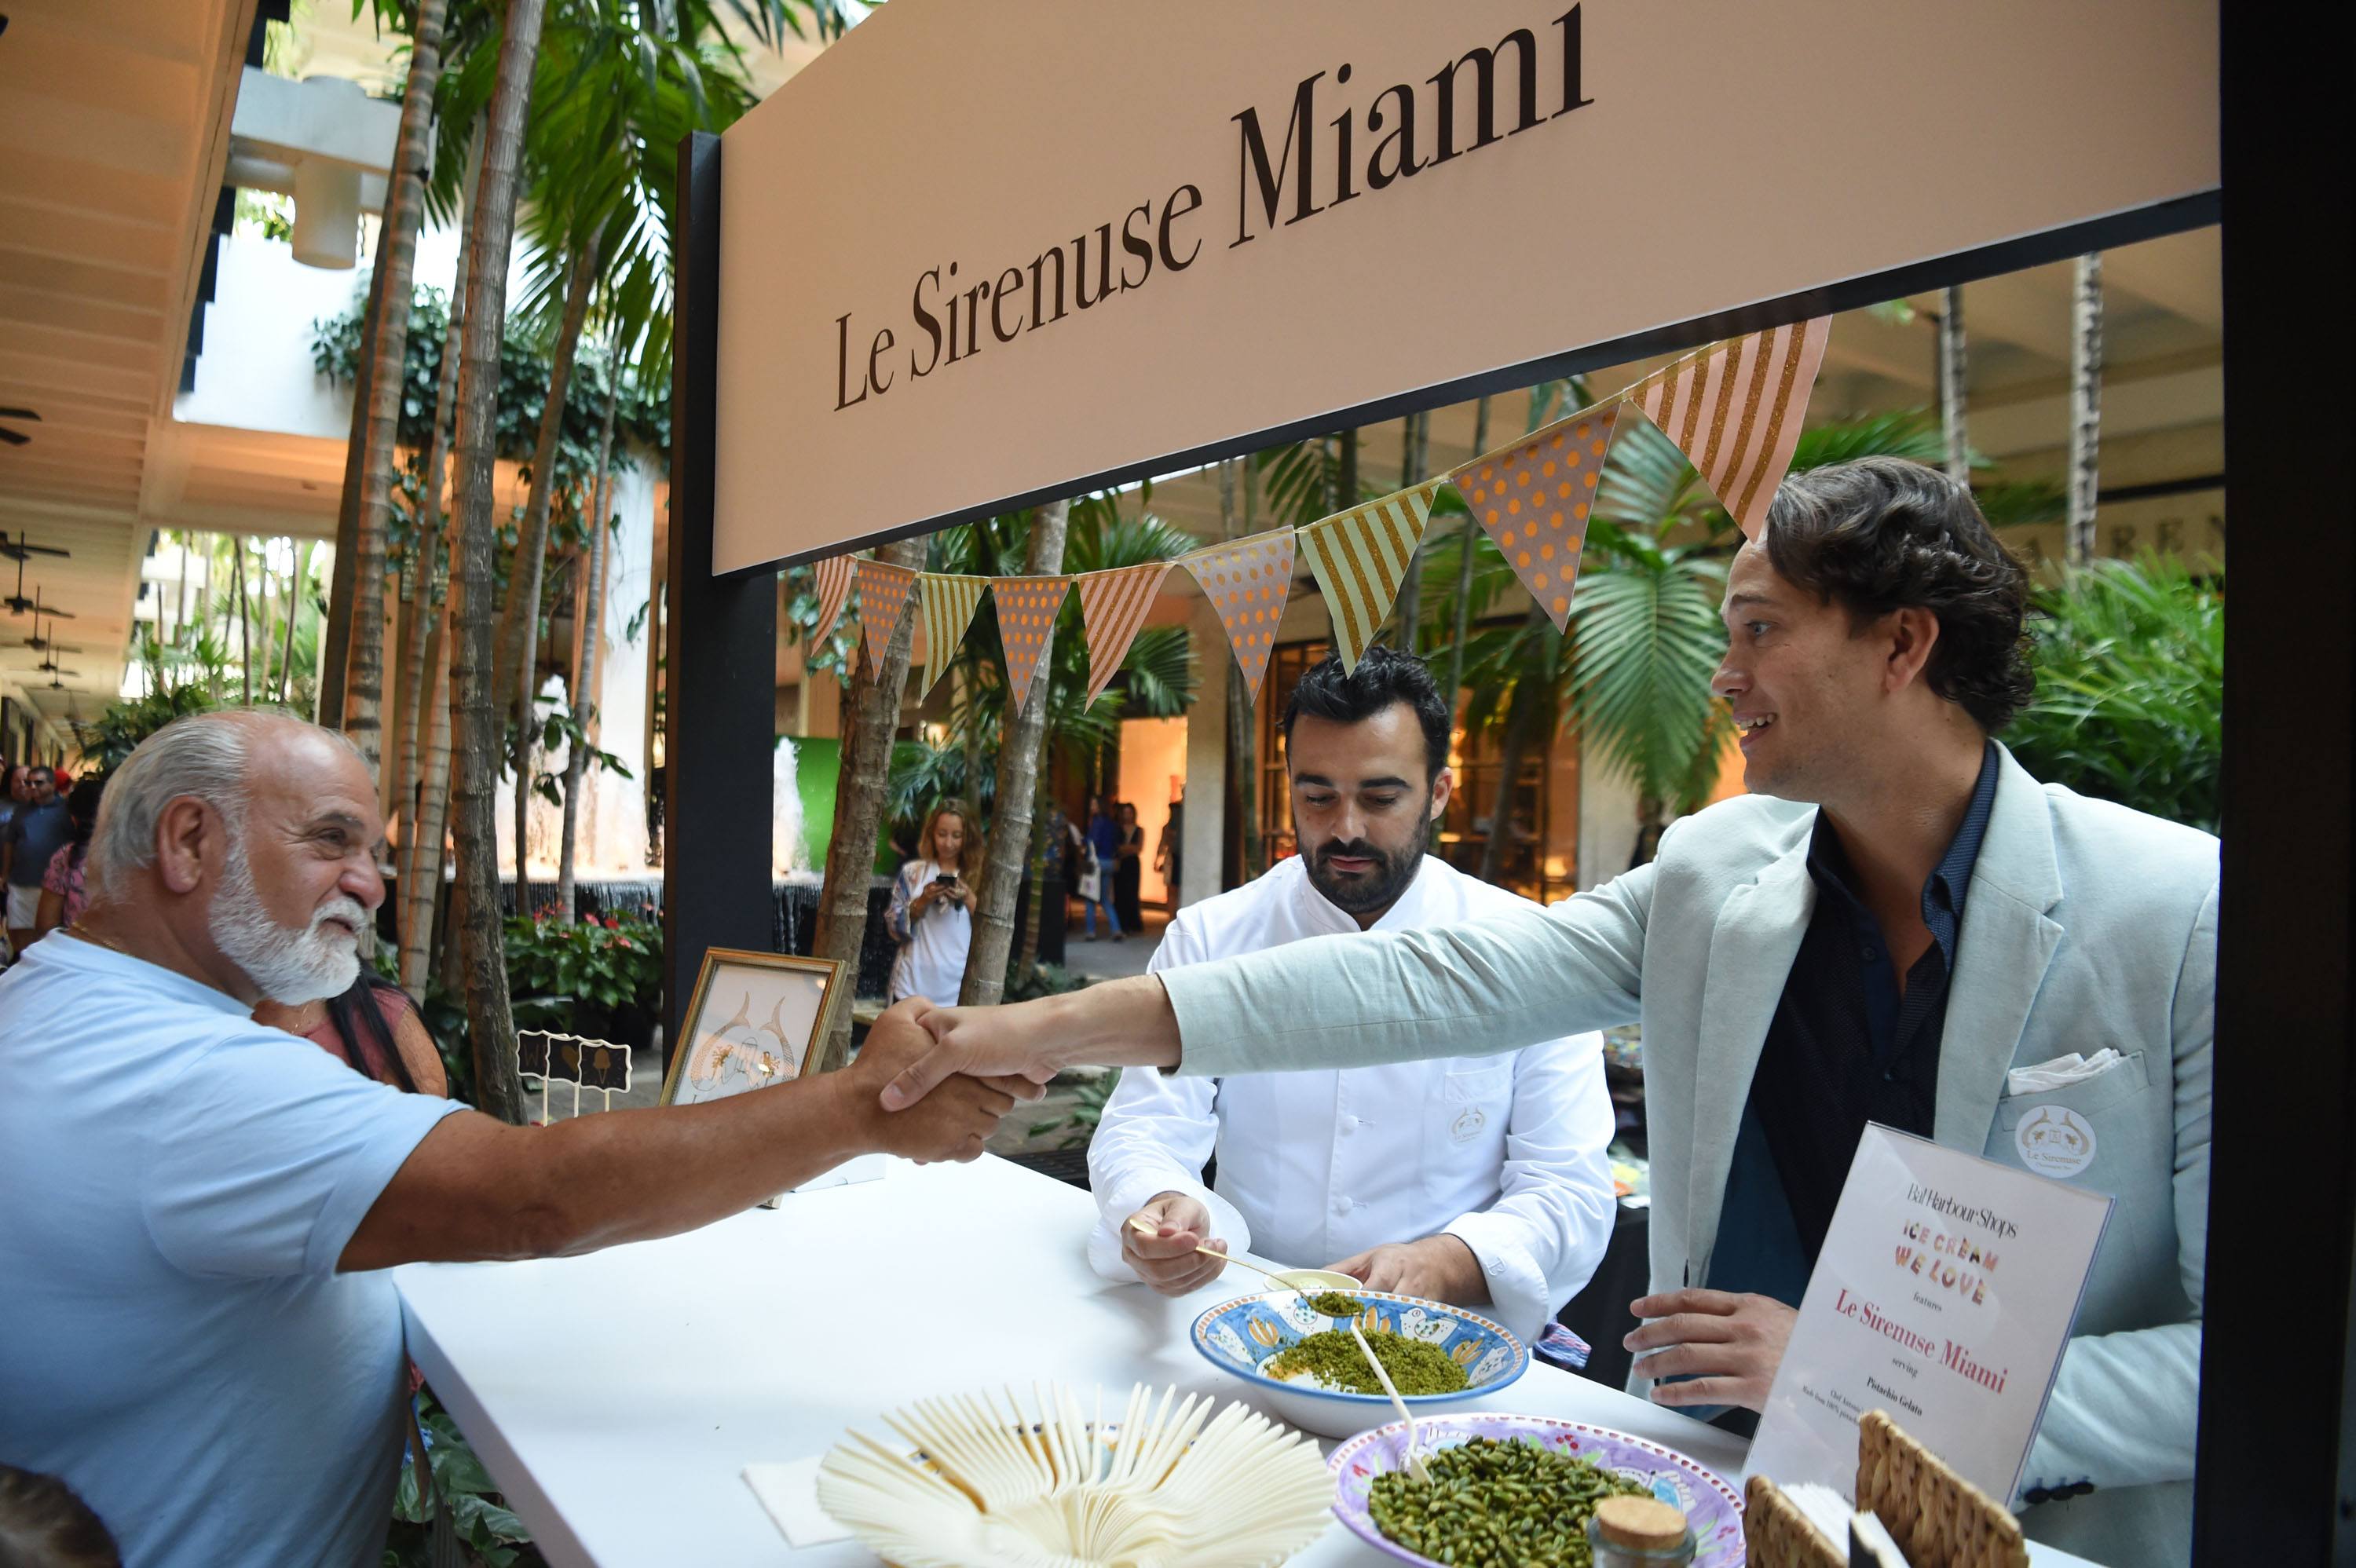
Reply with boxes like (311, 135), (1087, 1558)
(1182, 528), (1295, 705)
(1628, 316), (1831, 537)
(917, 572), (990, 699)
(1451, 402), (1626, 631)
(1077, 561), (1174, 707)
(853, 558), (917, 671)
(811, 553), (856, 647)
(1297, 477), (1444, 673)
(992, 574), (1072, 714)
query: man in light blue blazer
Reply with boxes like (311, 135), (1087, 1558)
(891, 459), (2213, 1567)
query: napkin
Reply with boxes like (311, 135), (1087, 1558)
(2005, 1048), (2125, 1096)
(743, 1457), (853, 1548)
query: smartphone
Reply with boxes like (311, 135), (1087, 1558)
(937, 872), (960, 886)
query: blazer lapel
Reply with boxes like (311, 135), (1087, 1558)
(1934, 747), (2065, 1149)
(1685, 842), (1816, 1274)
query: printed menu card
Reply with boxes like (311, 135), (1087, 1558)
(1745, 1124), (2113, 1505)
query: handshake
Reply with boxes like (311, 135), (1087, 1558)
(837, 1000), (1055, 1163)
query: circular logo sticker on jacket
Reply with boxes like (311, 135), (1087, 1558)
(1450, 1106), (1487, 1143)
(2015, 1105), (2097, 1178)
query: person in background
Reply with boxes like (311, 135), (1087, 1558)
(255, 967), (449, 1098)
(0, 1465), (120, 1568)
(1113, 801), (1146, 935)
(34, 774), (105, 942)
(2, 766), (68, 955)
(887, 799), (982, 1007)
(1154, 785), (1184, 910)
(1081, 793), (1123, 942)
(1089, 648), (1616, 1343)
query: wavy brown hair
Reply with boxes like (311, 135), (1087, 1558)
(1762, 457), (2036, 733)
(916, 798), (985, 877)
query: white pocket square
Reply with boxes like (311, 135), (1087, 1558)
(2005, 1048), (2127, 1096)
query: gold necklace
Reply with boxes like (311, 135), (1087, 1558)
(63, 921), (134, 958)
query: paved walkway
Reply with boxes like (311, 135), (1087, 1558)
(1056, 908), (1170, 981)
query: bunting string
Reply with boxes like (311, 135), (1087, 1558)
(800, 319), (1831, 704)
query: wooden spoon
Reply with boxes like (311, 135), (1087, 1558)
(1125, 1215), (1298, 1288)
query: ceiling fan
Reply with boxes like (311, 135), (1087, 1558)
(5, 579), (72, 622)
(1, 528), (69, 563)
(7, 620), (80, 653)
(0, 407), (38, 448)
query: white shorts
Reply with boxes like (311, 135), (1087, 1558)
(7, 883), (42, 929)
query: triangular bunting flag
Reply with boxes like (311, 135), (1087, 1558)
(1629, 316), (1831, 537)
(1451, 402), (1625, 631)
(853, 558), (917, 672)
(810, 553), (855, 647)
(917, 572), (990, 699)
(1297, 477), (1444, 673)
(1183, 528), (1294, 704)
(992, 574), (1072, 714)
(1077, 562), (1175, 707)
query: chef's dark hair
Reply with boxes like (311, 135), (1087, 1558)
(1280, 645), (1452, 783)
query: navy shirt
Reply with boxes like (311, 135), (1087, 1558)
(1718, 743), (2002, 1288)
(3, 799), (71, 890)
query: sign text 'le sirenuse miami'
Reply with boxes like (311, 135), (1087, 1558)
(835, 5), (1594, 411)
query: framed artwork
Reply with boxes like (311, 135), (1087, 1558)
(660, 948), (849, 1107)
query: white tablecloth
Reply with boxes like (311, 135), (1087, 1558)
(397, 1153), (2096, 1566)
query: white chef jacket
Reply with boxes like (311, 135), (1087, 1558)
(1085, 854), (1616, 1340)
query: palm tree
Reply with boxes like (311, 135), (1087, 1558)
(342, 0), (452, 784)
(1432, 405), (1953, 879)
(554, 350), (622, 923)
(1938, 286), (1970, 483)
(448, 0), (554, 1126)
(2067, 254), (2104, 565)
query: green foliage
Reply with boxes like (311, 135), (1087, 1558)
(502, 908), (664, 1022)
(525, 695), (632, 807)
(384, 1394), (532, 1568)
(2003, 556), (2222, 833)
(76, 634), (226, 770)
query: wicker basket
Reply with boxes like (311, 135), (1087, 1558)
(1741, 1473), (1846, 1568)
(1853, 1411), (2029, 1568)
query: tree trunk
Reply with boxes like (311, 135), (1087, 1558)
(959, 501), (1070, 1008)
(277, 540), (311, 706)
(1216, 459), (1260, 882)
(1478, 608), (1553, 884)
(1388, 410), (1431, 653)
(493, 236), (602, 724)
(446, 0), (550, 1125)
(232, 535), (252, 704)
(809, 534), (928, 1073)
(556, 368), (620, 925)
(2066, 252), (2103, 567)
(1938, 285), (1970, 484)
(341, 0), (451, 777)
(1012, 717), (1055, 977)
(399, 586), (452, 1002)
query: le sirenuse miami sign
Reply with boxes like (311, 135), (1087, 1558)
(714, 0), (2217, 574)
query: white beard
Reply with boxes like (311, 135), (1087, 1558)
(210, 838), (367, 1004)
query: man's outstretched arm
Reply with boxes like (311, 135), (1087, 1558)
(341, 1003), (1031, 1271)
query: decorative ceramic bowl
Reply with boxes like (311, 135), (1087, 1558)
(1190, 1289), (1527, 1439)
(1329, 1412), (1747, 1566)
(817, 1382), (1330, 1568)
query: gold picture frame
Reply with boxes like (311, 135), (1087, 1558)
(659, 948), (851, 1108)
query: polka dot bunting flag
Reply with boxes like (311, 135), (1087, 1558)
(1450, 401), (1627, 633)
(811, 553), (855, 649)
(853, 558), (918, 671)
(1182, 528), (1296, 705)
(992, 574), (1074, 714)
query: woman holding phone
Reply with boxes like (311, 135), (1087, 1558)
(887, 799), (985, 1006)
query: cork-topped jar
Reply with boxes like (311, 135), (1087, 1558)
(1586, 1493), (1696, 1566)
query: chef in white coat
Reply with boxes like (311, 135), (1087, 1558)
(1086, 648), (1616, 1342)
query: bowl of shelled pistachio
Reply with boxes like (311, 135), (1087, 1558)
(1329, 1413), (1748, 1567)
(1189, 1289), (1527, 1439)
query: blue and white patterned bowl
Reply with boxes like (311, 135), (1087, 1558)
(1190, 1290), (1527, 1438)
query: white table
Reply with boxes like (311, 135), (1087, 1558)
(398, 1154), (2095, 1566)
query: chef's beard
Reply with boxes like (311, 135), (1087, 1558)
(210, 838), (366, 1004)
(1303, 834), (1422, 917)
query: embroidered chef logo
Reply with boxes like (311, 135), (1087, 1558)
(1449, 1107), (1487, 1143)
(2015, 1106), (2097, 1178)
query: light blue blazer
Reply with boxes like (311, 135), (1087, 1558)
(1162, 745), (2214, 1566)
